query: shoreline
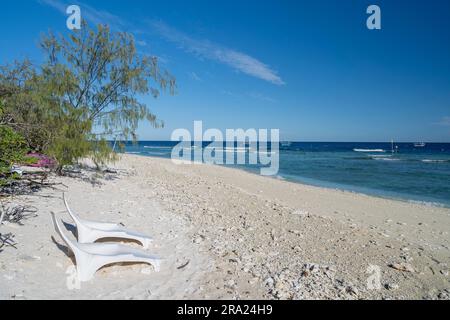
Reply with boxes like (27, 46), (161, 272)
(277, 173), (450, 209)
(1, 154), (449, 299)
(127, 152), (450, 209)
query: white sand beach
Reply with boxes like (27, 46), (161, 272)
(1, 154), (449, 300)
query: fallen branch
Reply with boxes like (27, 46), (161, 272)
(1, 177), (66, 196)
(24, 178), (64, 188)
(0, 205), (18, 252)
(0, 232), (17, 251)
(177, 260), (190, 270)
(0, 204), (37, 225)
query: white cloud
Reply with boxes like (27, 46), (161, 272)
(38, 0), (66, 13)
(149, 20), (285, 86)
(39, 0), (126, 28)
(189, 72), (202, 81)
(136, 40), (147, 47)
(435, 116), (450, 126)
(220, 90), (240, 98)
(39, 1), (285, 85)
(248, 92), (277, 103)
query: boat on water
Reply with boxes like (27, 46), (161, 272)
(391, 139), (399, 153)
(354, 139), (398, 154)
(414, 142), (426, 148)
(353, 148), (385, 153)
(280, 141), (292, 147)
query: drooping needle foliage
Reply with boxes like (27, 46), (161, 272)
(0, 21), (175, 173)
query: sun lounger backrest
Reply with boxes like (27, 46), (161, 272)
(50, 212), (79, 253)
(63, 193), (85, 226)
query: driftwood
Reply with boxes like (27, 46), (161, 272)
(1, 172), (66, 196)
(0, 205), (37, 252)
(0, 232), (17, 251)
(0, 206), (17, 252)
(0, 168), (50, 253)
(0, 204), (35, 252)
(177, 260), (190, 270)
(0, 203), (37, 253)
(0, 204), (37, 225)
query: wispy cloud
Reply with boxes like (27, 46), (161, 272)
(248, 92), (277, 103)
(220, 90), (240, 98)
(189, 72), (202, 81)
(38, 0), (126, 28)
(38, 0), (65, 13)
(434, 116), (450, 126)
(219, 90), (276, 103)
(136, 40), (147, 47)
(149, 20), (285, 85)
(39, 0), (284, 85)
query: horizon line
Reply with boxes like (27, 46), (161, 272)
(115, 140), (450, 144)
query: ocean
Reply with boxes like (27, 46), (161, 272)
(123, 141), (450, 207)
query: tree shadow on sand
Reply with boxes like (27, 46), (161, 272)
(61, 163), (124, 187)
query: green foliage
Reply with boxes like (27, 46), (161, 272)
(0, 22), (175, 173)
(40, 21), (175, 139)
(0, 60), (59, 151)
(90, 138), (118, 170)
(0, 126), (28, 185)
(0, 126), (27, 168)
(46, 108), (93, 172)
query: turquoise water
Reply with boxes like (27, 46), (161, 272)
(124, 141), (450, 207)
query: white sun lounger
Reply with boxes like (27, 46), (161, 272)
(51, 212), (161, 282)
(63, 194), (153, 249)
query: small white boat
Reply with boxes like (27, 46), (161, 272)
(391, 139), (399, 154)
(414, 142), (426, 148)
(353, 149), (385, 153)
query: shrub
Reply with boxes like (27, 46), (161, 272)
(0, 126), (28, 185)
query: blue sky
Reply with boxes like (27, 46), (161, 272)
(1, 0), (449, 142)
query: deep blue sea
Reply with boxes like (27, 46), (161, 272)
(123, 141), (450, 207)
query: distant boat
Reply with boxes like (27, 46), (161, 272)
(280, 141), (292, 147)
(391, 139), (399, 153)
(414, 142), (426, 148)
(353, 148), (385, 153)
